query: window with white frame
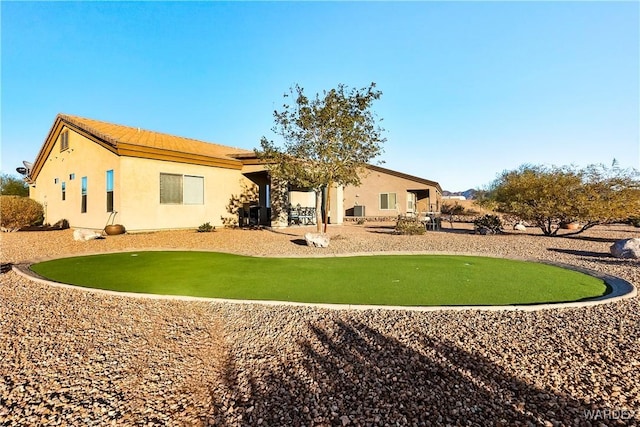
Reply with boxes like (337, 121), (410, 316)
(160, 173), (204, 205)
(407, 192), (416, 212)
(379, 192), (397, 210)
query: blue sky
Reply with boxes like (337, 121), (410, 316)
(2, 1), (638, 191)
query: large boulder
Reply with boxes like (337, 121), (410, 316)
(73, 229), (103, 241)
(304, 232), (330, 248)
(610, 238), (640, 259)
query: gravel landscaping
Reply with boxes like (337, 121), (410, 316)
(1, 223), (639, 426)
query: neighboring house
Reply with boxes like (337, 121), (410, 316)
(343, 165), (442, 219)
(27, 114), (441, 231)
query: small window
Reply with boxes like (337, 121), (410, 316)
(54, 178), (59, 184)
(106, 170), (114, 212)
(407, 193), (416, 212)
(62, 182), (66, 201)
(69, 173), (75, 180)
(160, 173), (204, 205)
(60, 130), (69, 152)
(160, 173), (183, 204)
(379, 193), (397, 210)
(183, 175), (204, 205)
(81, 176), (87, 213)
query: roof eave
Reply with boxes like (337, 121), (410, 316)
(366, 164), (442, 193)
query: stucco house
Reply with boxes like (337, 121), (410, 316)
(343, 165), (442, 220)
(26, 114), (441, 231)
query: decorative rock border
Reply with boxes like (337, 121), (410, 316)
(12, 250), (637, 312)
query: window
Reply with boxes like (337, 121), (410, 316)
(62, 182), (66, 201)
(54, 178), (59, 184)
(160, 173), (204, 205)
(265, 184), (271, 208)
(106, 170), (114, 212)
(81, 176), (87, 213)
(69, 173), (75, 180)
(183, 175), (204, 205)
(60, 130), (69, 152)
(407, 193), (416, 212)
(379, 192), (397, 210)
(160, 173), (183, 204)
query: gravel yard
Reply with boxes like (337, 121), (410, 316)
(1, 223), (639, 426)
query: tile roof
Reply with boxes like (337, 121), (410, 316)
(29, 114), (257, 181)
(58, 114), (253, 161)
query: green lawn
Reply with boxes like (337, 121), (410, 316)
(30, 252), (608, 306)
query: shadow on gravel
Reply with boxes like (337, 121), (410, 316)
(563, 235), (620, 244)
(547, 248), (612, 258)
(547, 248), (639, 266)
(437, 228), (475, 235)
(211, 319), (587, 426)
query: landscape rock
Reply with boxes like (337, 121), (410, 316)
(304, 232), (330, 248)
(514, 223), (527, 231)
(610, 238), (640, 259)
(73, 229), (103, 241)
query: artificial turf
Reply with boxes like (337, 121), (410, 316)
(30, 252), (608, 306)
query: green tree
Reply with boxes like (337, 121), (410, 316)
(0, 173), (29, 196)
(482, 162), (640, 236)
(258, 83), (386, 233)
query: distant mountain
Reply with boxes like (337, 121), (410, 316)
(442, 188), (478, 200)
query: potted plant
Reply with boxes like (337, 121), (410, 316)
(104, 211), (126, 235)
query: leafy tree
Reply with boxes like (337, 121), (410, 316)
(482, 162), (640, 236)
(258, 83), (386, 232)
(0, 173), (29, 196)
(441, 202), (466, 228)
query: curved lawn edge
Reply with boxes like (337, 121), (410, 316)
(12, 250), (637, 312)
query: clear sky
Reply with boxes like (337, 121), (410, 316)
(2, 1), (638, 191)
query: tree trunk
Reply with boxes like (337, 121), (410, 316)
(315, 190), (323, 233)
(323, 182), (332, 233)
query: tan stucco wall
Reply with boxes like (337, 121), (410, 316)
(31, 127), (253, 231)
(118, 157), (251, 231)
(30, 127), (121, 229)
(342, 170), (441, 217)
(289, 190), (316, 208)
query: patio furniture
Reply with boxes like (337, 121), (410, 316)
(423, 214), (442, 231)
(289, 205), (317, 225)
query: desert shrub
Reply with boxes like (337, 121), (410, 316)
(482, 162), (640, 236)
(395, 216), (425, 235)
(473, 214), (503, 235)
(1, 196), (44, 230)
(221, 216), (238, 228)
(197, 222), (215, 232)
(628, 217), (640, 228)
(441, 202), (465, 216)
(356, 217), (366, 225)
